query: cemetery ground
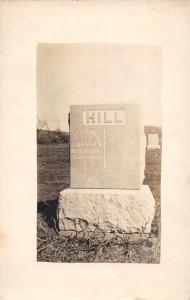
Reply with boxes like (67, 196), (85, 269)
(37, 131), (161, 263)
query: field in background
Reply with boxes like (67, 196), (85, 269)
(37, 129), (69, 144)
(37, 126), (161, 263)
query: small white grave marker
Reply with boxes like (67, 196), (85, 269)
(147, 133), (160, 149)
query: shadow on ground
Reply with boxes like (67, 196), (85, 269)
(37, 200), (58, 230)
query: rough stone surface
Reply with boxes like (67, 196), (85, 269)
(58, 185), (155, 235)
(70, 104), (146, 189)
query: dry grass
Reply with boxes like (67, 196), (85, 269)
(37, 134), (161, 263)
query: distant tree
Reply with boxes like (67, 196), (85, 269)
(37, 117), (51, 143)
(37, 116), (69, 144)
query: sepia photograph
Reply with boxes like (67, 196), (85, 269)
(37, 43), (162, 263)
(1, 1), (190, 299)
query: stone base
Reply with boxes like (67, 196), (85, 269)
(147, 144), (160, 150)
(58, 185), (155, 237)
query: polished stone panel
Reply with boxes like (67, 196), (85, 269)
(70, 104), (143, 189)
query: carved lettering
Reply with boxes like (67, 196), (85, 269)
(83, 110), (125, 125)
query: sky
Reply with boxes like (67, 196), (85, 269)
(37, 43), (162, 131)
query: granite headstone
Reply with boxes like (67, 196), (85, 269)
(58, 103), (155, 236)
(70, 104), (141, 189)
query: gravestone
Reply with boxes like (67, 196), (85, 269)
(58, 104), (155, 237)
(70, 104), (142, 189)
(58, 186), (155, 236)
(147, 133), (160, 149)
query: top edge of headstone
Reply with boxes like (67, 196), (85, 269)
(70, 103), (140, 109)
